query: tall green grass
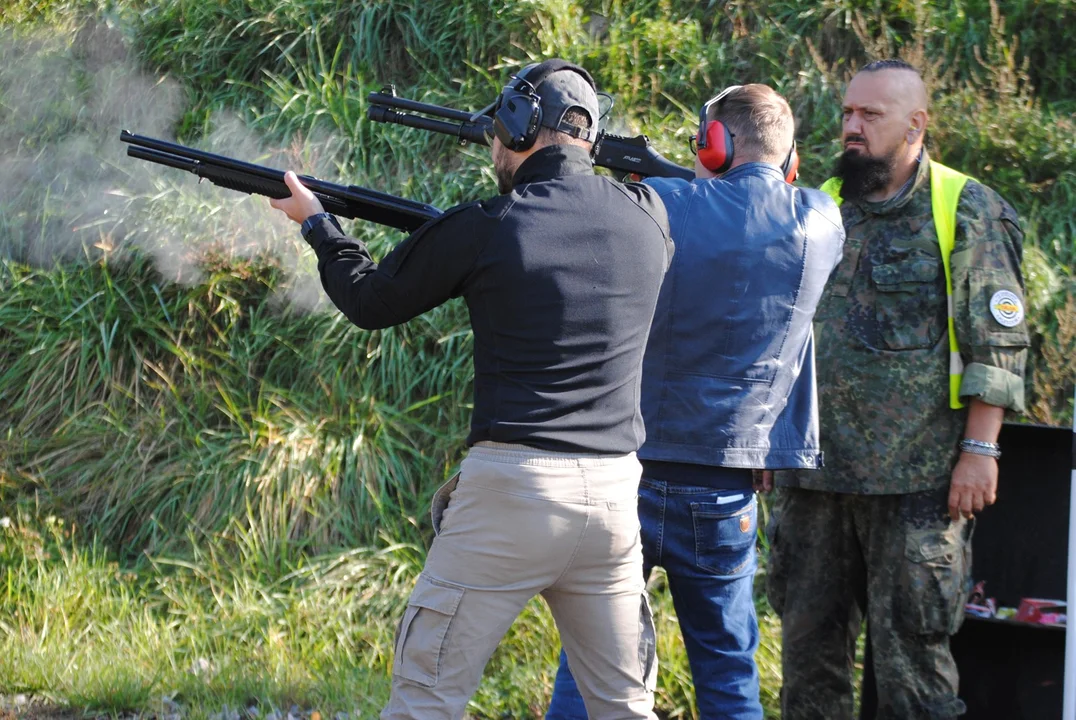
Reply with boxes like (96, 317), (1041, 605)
(1, 0), (1072, 716)
(1, 514), (781, 718)
(0, 255), (472, 555)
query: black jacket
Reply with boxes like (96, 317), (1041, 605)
(304, 144), (672, 454)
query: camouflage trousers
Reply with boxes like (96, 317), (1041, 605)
(766, 487), (972, 720)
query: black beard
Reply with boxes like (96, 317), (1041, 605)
(834, 149), (894, 201)
(496, 163), (515, 194)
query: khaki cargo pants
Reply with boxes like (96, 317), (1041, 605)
(381, 442), (659, 720)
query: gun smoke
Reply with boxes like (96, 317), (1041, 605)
(0, 22), (332, 312)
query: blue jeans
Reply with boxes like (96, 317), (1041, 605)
(546, 478), (762, 720)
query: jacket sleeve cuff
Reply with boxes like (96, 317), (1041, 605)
(302, 214), (345, 255)
(959, 362), (1025, 413)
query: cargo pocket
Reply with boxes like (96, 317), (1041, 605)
(392, 574), (465, 687)
(872, 257), (944, 350)
(897, 522), (973, 635)
(638, 592), (657, 692)
(691, 496), (757, 576)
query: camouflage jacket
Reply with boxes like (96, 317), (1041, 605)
(780, 154), (1029, 494)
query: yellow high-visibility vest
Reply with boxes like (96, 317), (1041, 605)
(819, 161), (971, 409)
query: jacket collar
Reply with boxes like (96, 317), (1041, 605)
(716, 161), (786, 182)
(512, 144), (595, 187)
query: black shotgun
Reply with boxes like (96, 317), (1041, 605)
(366, 86), (693, 181)
(120, 130), (443, 233)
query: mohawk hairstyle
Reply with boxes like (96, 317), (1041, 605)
(861, 59), (921, 75)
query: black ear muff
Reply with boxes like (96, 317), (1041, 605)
(492, 59), (597, 151)
(492, 85), (543, 151)
(782, 140), (800, 184)
(697, 86), (741, 174)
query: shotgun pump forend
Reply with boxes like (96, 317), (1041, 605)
(120, 130), (442, 233)
(367, 85), (692, 181)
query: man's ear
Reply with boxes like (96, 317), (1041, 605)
(907, 108), (928, 145)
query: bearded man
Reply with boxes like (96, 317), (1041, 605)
(766, 59), (1029, 719)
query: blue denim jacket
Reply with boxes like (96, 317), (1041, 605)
(640, 163), (844, 470)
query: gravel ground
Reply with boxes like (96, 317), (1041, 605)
(0, 695), (359, 720)
(0, 694), (82, 719)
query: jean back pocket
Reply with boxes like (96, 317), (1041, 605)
(691, 496), (758, 577)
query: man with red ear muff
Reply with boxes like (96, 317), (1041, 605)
(694, 84), (800, 182)
(546, 83), (844, 720)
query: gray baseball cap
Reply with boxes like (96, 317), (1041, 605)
(533, 67), (600, 142)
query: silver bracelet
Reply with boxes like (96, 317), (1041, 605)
(960, 438), (1001, 459)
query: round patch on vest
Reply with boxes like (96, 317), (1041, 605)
(739, 514), (751, 533)
(989, 290), (1024, 327)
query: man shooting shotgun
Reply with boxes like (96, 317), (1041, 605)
(124, 60), (674, 718)
(268, 58), (672, 720)
(367, 83), (694, 181)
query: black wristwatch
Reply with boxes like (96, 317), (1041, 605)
(300, 212), (336, 240)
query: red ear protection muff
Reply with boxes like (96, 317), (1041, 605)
(696, 85), (740, 174)
(492, 59), (597, 152)
(782, 141), (800, 184)
(698, 85), (800, 184)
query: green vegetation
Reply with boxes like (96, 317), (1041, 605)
(1, 0), (1072, 717)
